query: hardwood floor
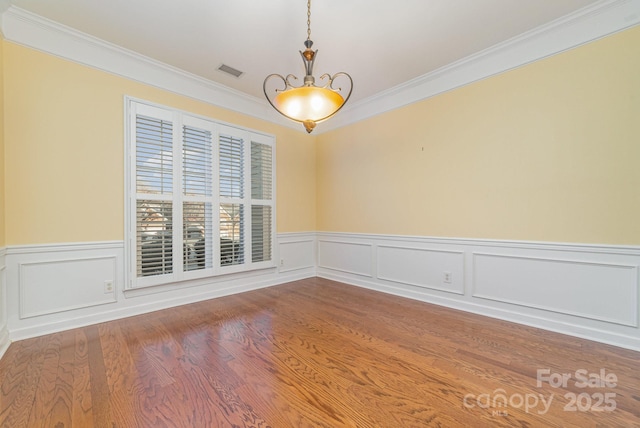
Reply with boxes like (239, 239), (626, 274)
(1, 277), (639, 427)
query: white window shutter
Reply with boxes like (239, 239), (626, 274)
(134, 113), (174, 280)
(219, 132), (245, 266)
(127, 100), (275, 289)
(182, 124), (214, 272)
(250, 141), (273, 263)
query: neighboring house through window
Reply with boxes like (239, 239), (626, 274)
(126, 99), (275, 289)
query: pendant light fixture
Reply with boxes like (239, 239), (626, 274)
(263, 0), (353, 133)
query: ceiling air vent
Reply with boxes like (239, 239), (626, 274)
(217, 64), (244, 78)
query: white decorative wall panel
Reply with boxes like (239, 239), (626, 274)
(377, 245), (464, 294)
(318, 240), (373, 277)
(19, 256), (117, 318)
(317, 232), (640, 351)
(472, 253), (638, 327)
(0, 249), (9, 359)
(3, 235), (316, 342)
(2, 233), (640, 352)
(279, 239), (315, 273)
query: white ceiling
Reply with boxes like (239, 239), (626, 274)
(7, 0), (601, 105)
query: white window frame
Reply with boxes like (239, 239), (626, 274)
(125, 97), (276, 289)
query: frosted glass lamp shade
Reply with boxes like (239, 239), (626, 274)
(273, 86), (345, 124)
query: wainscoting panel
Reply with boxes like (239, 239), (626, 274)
(377, 245), (464, 294)
(5, 241), (124, 336)
(318, 240), (373, 277)
(473, 253), (638, 327)
(278, 234), (316, 274)
(316, 232), (640, 351)
(2, 233), (640, 352)
(0, 248), (9, 360)
(3, 234), (317, 342)
(19, 256), (118, 318)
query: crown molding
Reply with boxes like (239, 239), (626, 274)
(0, 6), (299, 132)
(1, 1), (639, 135)
(322, 0), (640, 133)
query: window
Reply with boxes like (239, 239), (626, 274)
(126, 100), (275, 289)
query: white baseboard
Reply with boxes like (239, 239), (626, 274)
(4, 233), (317, 342)
(0, 327), (9, 360)
(317, 232), (640, 351)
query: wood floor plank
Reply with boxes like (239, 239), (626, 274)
(46, 331), (76, 428)
(0, 336), (49, 428)
(1, 277), (639, 427)
(159, 311), (246, 428)
(98, 320), (154, 427)
(84, 324), (112, 428)
(25, 333), (63, 427)
(71, 329), (94, 427)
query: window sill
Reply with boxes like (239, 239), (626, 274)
(123, 264), (277, 299)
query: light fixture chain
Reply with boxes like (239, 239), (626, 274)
(307, 0), (311, 41)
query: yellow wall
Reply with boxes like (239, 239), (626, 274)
(3, 26), (640, 247)
(0, 37), (5, 248)
(3, 42), (316, 245)
(317, 26), (640, 245)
